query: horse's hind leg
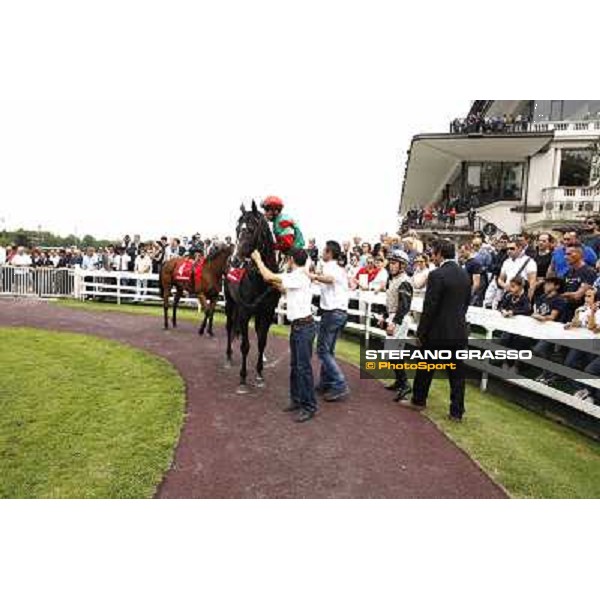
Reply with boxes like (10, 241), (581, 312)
(163, 289), (170, 329)
(172, 288), (182, 328)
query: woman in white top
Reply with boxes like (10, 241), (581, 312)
(134, 247), (153, 301)
(411, 254), (432, 295)
(368, 255), (389, 292)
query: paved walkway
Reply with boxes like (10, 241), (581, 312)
(0, 299), (506, 498)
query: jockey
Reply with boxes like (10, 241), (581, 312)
(379, 248), (413, 401)
(261, 196), (305, 255)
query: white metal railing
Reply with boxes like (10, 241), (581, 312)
(529, 120), (600, 134)
(540, 186), (600, 222)
(1, 266), (598, 419)
(0, 266), (75, 297)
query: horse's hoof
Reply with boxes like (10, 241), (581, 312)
(255, 376), (265, 388)
(236, 384), (250, 395)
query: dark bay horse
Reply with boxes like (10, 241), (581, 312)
(225, 201), (281, 393)
(160, 243), (232, 335)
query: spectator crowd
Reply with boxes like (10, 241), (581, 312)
(450, 112), (532, 134)
(2, 216), (600, 405)
(0, 234), (235, 275)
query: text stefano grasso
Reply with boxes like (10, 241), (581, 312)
(364, 349), (533, 361)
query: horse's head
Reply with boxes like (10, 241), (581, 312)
(235, 200), (272, 261)
(206, 241), (233, 262)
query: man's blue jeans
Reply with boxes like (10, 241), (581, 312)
(316, 309), (348, 393)
(290, 321), (317, 413)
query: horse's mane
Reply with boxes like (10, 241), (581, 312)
(250, 212), (276, 269)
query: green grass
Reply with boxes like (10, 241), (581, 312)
(0, 327), (185, 498)
(55, 299), (600, 498)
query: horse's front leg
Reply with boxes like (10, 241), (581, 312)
(198, 295), (213, 336)
(225, 302), (234, 367)
(207, 298), (216, 337)
(254, 314), (269, 387)
(198, 310), (209, 336)
(237, 316), (250, 394)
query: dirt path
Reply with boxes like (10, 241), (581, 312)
(0, 299), (506, 498)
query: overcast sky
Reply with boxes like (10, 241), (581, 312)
(1, 3), (469, 243)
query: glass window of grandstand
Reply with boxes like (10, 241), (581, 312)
(534, 100), (600, 122)
(465, 162), (523, 206)
(559, 149), (592, 187)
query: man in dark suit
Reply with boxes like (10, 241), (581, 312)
(407, 238), (471, 421)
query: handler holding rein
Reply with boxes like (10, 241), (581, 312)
(251, 248), (317, 423)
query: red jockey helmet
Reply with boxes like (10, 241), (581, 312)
(261, 196), (284, 210)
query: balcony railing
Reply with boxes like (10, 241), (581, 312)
(529, 120), (600, 134)
(540, 186), (600, 222)
(449, 118), (600, 136)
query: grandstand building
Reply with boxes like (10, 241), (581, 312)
(400, 100), (600, 235)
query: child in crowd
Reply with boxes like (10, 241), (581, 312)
(497, 277), (531, 373)
(532, 276), (567, 323)
(532, 277), (568, 384)
(498, 277), (531, 318)
(565, 287), (600, 331)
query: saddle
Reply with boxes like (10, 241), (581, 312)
(174, 258), (205, 284)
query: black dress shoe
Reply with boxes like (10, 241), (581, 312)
(283, 402), (301, 412)
(384, 382), (400, 391)
(394, 385), (412, 402)
(404, 401), (426, 412)
(295, 410), (316, 423)
(448, 414), (463, 423)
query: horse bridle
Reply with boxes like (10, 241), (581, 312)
(235, 212), (272, 269)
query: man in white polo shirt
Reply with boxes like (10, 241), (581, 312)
(498, 239), (537, 302)
(309, 240), (350, 401)
(251, 247), (317, 423)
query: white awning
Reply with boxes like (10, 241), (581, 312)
(400, 133), (553, 211)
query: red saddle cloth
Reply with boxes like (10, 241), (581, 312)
(226, 266), (246, 284)
(174, 258), (205, 283)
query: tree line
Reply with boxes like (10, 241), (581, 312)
(0, 228), (117, 249)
